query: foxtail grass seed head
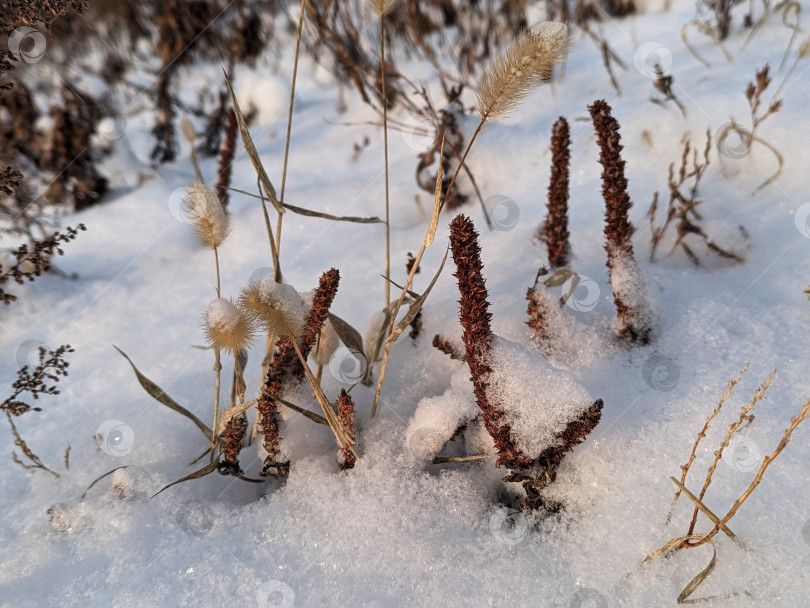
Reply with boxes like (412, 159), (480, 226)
(475, 22), (571, 121)
(240, 279), (306, 339)
(204, 298), (255, 354)
(181, 116), (197, 143)
(183, 180), (230, 248)
(369, 0), (397, 16)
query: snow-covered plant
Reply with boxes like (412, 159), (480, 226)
(447, 214), (603, 510)
(589, 99), (653, 344)
(240, 279), (307, 340)
(250, 269), (346, 477)
(204, 298), (255, 355)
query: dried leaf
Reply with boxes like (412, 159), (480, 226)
(80, 466), (129, 501)
(387, 246), (449, 344)
(543, 268), (577, 288)
(228, 188), (383, 224)
(328, 313), (365, 355)
(223, 71), (284, 214)
(114, 346), (213, 440)
(151, 461), (218, 498)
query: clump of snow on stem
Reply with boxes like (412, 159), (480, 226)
(487, 336), (595, 459)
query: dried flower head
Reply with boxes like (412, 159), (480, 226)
(239, 279), (306, 338)
(183, 180), (229, 248)
(204, 298), (255, 354)
(475, 22), (571, 121)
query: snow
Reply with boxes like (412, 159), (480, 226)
(487, 335), (596, 458)
(405, 366), (480, 465)
(3, 2), (810, 606)
(205, 298), (241, 334)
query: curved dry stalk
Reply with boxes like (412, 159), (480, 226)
(371, 136), (446, 417)
(778, 2), (802, 71)
(716, 122), (784, 193)
(681, 21), (733, 68)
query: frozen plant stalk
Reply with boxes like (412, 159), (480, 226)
(588, 100), (652, 343)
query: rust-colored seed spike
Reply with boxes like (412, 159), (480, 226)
(336, 389), (357, 470)
(588, 99), (651, 343)
(589, 99), (634, 257)
(222, 414), (247, 464)
(545, 117), (571, 268)
(526, 284), (552, 341)
(258, 338), (295, 464)
(292, 268), (340, 378)
(215, 107), (237, 209)
(448, 214), (532, 469)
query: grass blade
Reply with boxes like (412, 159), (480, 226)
(114, 345), (213, 440)
(150, 461), (218, 498)
(228, 188), (382, 223)
(328, 313), (365, 355)
(222, 70), (284, 215)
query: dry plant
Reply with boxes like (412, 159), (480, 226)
(0, 224), (86, 306)
(116, 79), (382, 493)
(449, 214), (603, 510)
(650, 64), (686, 118)
(2, 344), (74, 477)
(540, 117), (572, 268)
(370, 22), (573, 418)
(649, 131), (745, 265)
(589, 99), (652, 344)
(717, 64), (784, 193)
(525, 117), (573, 343)
(644, 366), (810, 603)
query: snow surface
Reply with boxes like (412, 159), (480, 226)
(3, 2), (810, 606)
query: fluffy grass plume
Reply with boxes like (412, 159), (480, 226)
(475, 22), (571, 122)
(240, 279), (306, 339)
(204, 298), (255, 354)
(368, 0), (397, 16)
(183, 180), (229, 249)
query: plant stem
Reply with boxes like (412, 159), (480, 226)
(381, 11), (391, 311)
(441, 117), (486, 213)
(211, 348), (222, 463)
(213, 246), (221, 298)
(274, 0), (307, 283)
